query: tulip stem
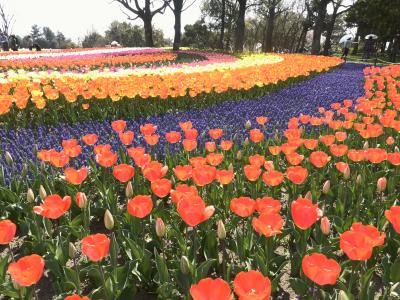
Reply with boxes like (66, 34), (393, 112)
(73, 256), (81, 294)
(348, 261), (361, 293)
(98, 262), (110, 300)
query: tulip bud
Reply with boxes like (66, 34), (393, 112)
(377, 177), (387, 192)
(161, 165), (169, 176)
(243, 138), (249, 146)
(125, 181), (133, 199)
(104, 209), (114, 230)
(322, 180), (330, 194)
(320, 217), (330, 235)
(395, 146), (400, 152)
(27, 188), (35, 203)
(39, 185), (47, 200)
(338, 290), (350, 300)
(5, 151), (13, 166)
(386, 136), (395, 145)
(363, 141), (369, 149)
(217, 220), (226, 240)
(245, 120), (252, 130)
(155, 218), (166, 238)
(228, 163), (234, 172)
(343, 166), (350, 179)
(68, 242), (77, 258)
(236, 150), (242, 160)
(77, 192), (88, 209)
(21, 164), (28, 177)
(180, 256), (190, 274)
(12, 280), (20, 290)
(304, 191), (312, 200)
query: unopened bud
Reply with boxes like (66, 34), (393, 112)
(356, 174), (362, 185)
(363, 141), (369, 149)
(161, 165), (169, 176)
(39, 185), (47, 200)
(377, 177), (387, 192)
(236, 150), (242, 160)
(125, 182), (133, 199)
(395, 146), (399, 152)
(217, 220), (226, 240)
(68, 242), (77, 258)
(155, 218), (166, 238)
(320, 217), (330, 235)
(243, 138), (249, 146)
(245, 120), (252, 130)
(343, 166), (350, 179)
(322, 180), (330, 194)
(338, 290), (350, 300)
(304, 191), (312, 200)
(228, 163), (234, 172)
(104, 209), (114, 230)
(5, 151), (13, 166)
(21, 164), (28, 177)
(76, 192), (88, 209)
(27, 188), (35, 203)
(180, 255), (190, 274)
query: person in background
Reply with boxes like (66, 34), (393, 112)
(27, 35), (41, 51)
(363, 36), (375, 59)
(0, 31), (9, 51)
(341, 37), (352, 61)
(8, 35), (19, 51)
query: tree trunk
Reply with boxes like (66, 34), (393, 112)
(352, 28), (359, 55)
(323, 4), (339, 56)
(218, 0), (226, 49)
(143, 17), (154, 47)
(311, 0), (329, 55)
(234, 0), (246, 52)
(263, 5), (276, 52)
(172, 0), (183, 50)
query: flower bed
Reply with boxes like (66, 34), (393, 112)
(0, 63), (399, 299)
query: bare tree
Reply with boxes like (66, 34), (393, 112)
(311, 0), (331, 54)
(113, 0), (168, 47)
(0, 3), (14, 35)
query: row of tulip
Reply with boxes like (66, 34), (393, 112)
(0, 64), (399, 299)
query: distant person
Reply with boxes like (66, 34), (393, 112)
(27, 35), (41, 51)
(0, 32), (9, 51)
(8, 35), (19, 51)
(341, 37), (352, 61)
(363, 36), (375, 59)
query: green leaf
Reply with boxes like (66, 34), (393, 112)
(289, 278), (308, 296)
(154, 250), (169, 284)
(195, 259), (216, 281)
(391, 258), (400, 282)
(63, 267), (80, 290)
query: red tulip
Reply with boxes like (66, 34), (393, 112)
(262, 170), (284, 187)
(385, 206), (400, 233)
(205, 141), (216, 152)
(255, 197), (281, 214)
(220, 140), (233, 151)
(244, 165), (262, 181)
(140, 123), (157, 136)
(302, 253), (341, 285)
(82, 233), (110, 262)
(95, 151), (118, 168)
(183, 139), (197, 151)
(309, 151), (330, 168)
(209, 128), (223, 139)
(173, 165), (193, 181)
(111, 120), (126, 133)
(177, 196), (214, 227)
(142, 161), (167, 182)
(233, 270), (271, 300)
(248, 154), (265, 167)
(165, 131), (181, 144)
(206, 153), (224, 166)
(64, 295), (90, 300)
(291, 198), (322, 230)
(151, 178), (172, 198)
(216, 169), (234, 185)
(8, 254), (44, 286)
(0, 219), (16, 244)
(252, 212), (284, 237)
(113, 164), (135, 183)
(230, 197), (255, 217)
(286, 166), (308, 185)
(192, 165), (216, 186)
(144, 134), (159, 145)
(82, 133), (98, 145)
(33, 194), (71, 219)
(170, 184), (198, 204)
(119, 130), (134, 145)
(127, 195), (153, 218)
(179, 121), (192, 131)
(64, 166), (88, 185)
(190, 278), (232, 300)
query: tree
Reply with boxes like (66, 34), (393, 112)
(42, 26), (57, 49)
(0, 2), (14, 35)
(257, 0), (285, 52)
(31, 24), (42, 40)
(112, 0), (168, 47)
(234, 0), (247, 52)
(181, 19), (217, 48)
(311, 0), (331, 55)
(105, 21), (145, 46)
(166, 0), (196, 50)
(82, 31), (107, 48)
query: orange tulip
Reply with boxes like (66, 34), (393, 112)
(256, 116), (268, 125)
(249, 128), (264, 143)
(385, 206), (400, 233)
(268, 145), (281, 155)
(309, 151), (330, 168)
(216, 169), (234, 185)
(133, 153), (151, 168)
(192, 165), (216, 186)
(303, 139), (318, 150)
(335, 162), (349, 174)
(142, 161), (167, 182)
(183, 139), (197, 151)
(207, 153), (224, 166)
(33, 194), (71, 219)
(0, 219), (16, 244)
(291, 198), (322, 230)
(64, 145), (82, 158)
(185, 128), (199, 140)
(173, 165), (193, 181)
(386, 136), (395, 145)
(209, 128), (223, 139)
(62, 139), (78, 148)
(151, 178), (172, 198)
(82, 233), (110, 262)
(127, 195), (153, 218)
(170, 184), (198, 204)
(252, 212), (284, 237)
(233, 270), (271, 300)
(319, 135), (335, 146)
(285, 152), (304, 165)
(255, 197), (281, 214)
(365, 148), (387, 164)
(190, 157), (207, 168)
(230, 197), (255, 217)
(64, 167), (88, 185)
(140, 123), (157, 136)
(335, 131), (347, 142)
(220, 140), (233, 151)
(286, 166), (308, 185)
(281, 143), (298, 155)
(94, 144), (111, 155)
(388, 153), (400, 166)
(165, 131), (181, 144)
(205, 141), (216, 152)
(96, 151), (118, 168)
(111, 120), (126, 133)
(179, 121), (192, 131)
(302, 253), (341, 285)
(127, 146), (145, 160)
(347, 149), (365, 162)
(49, 151), (70, 168)
(113, 164), (135, 183)
(119, 131), (134, 145)
(64, 295), (90, 300)
(190, 278), (232, 300)
(329, 144), (348, 157)
(244, 165), (262, 181)
(144, 134), (159, 145)
(262, 170), (284, 187)
(248, 154), (265, 167)
(7, 254), (44, 286)
(177, 196), (215, 227)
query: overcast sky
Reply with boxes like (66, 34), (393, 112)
(4, 0), (202, 42)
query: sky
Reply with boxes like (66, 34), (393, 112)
(3, 0), (202, 42)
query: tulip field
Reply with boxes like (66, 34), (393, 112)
(0, 48), (400, 300)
